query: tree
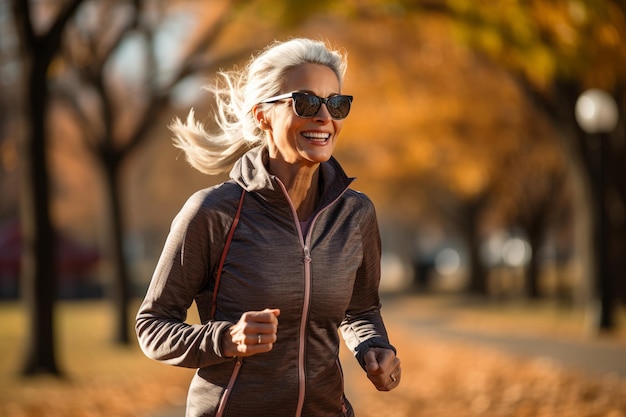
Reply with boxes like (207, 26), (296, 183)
(333, 1), (624, 317)
(50, 0), (267, 344)
(490, 137), (567, 299)
(328, 11), (566, 295)
(52, 0), (338, 344)
(443, 0), (626, 328)
(10, 0), (85, 376)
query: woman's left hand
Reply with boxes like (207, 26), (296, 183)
(363, 347), (401, 391)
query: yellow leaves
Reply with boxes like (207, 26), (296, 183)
(522, 45), (557, 91)
(597, 22), (621, 47)
(408, 139), (440, 172)
(476, 26), (505, 56)
(553, 21), (579, 49)
(330, 12), (556, 206)
(567, 0), (588, 25)
(447, 0), (626, 92)
(449, 159), (490, 199)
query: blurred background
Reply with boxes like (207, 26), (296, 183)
(1, 1), (625, 416)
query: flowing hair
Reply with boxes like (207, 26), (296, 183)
(169, 38), (348, 175)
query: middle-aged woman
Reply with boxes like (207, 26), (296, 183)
(136, 38), (401, 417)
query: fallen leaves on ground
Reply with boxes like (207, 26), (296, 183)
(343, 320), (626, 417)
(1, 299), (625, 417)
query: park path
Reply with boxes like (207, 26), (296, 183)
(388, 294), (626, 377)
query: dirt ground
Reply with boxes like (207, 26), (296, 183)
(1, 296), (625, 417)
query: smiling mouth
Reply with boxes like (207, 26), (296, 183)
(301, 132), (331, 142)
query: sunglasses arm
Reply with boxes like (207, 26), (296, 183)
(261, 93), (295, 103)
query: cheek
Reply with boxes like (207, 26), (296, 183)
(333, 121), (344, 137)
(267, 120), (302, 153)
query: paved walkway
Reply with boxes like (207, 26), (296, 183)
(397, 312), (626, 377)
(150, 294), (626, 416)
(386, 294), (626, 378)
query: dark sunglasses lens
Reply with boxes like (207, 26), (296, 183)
(292, 94), (352, 119)
(293, 94), (322, 117)
(326, 96), (351, 119)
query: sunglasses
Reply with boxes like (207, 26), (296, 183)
(262, 92), (353, 120)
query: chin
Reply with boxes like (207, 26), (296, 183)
(301, 145), (335, 163)
(304, 152), (333, 164)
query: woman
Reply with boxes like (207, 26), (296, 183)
(136, 38), (401, 417)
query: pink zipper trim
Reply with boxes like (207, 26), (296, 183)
(275, 178), (350, 417)
(275, 180), (309, 417)
(296, 245), (312, 417)
(215, 357), (243, 417)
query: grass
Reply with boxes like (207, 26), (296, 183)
(0, 300), (194, 417)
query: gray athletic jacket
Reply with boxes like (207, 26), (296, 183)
(136, 145), (395, 417)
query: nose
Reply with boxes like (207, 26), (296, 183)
(314, 103), (333, 122)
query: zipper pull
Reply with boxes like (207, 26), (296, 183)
(303, 245), (311, 264)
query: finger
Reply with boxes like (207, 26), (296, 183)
(363, 350), (380, 374)
(383, 356), (401, 381)
(389, 364), (401, 383)
(370, 369), (401, 392)
(248, 331), (277, 345)
(368, 373), (394, 392)
(241, 309), (280, 325)
(233, 333), (276, 356)
(365, 350), (401, 391)
(256, 308), (281, 322)
(376, 349), (397, 369)
(365, 348), (396, 375)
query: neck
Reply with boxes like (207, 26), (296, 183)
(269, 160), (320, 221)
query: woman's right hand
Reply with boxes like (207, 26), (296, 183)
(221, 308), (280, 357)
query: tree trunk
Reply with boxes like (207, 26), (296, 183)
(525, 228), (542, 299)
(19, 53), (60, 376)
(12, 0), (85, 378)
(522, 178), (562, 300)
(102, 158), (132, 345)
(463, 203), (488, 295)
(594, 133), (615, 330)
(465, 231), (487, 294)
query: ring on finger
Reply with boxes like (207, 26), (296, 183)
(257, 333), (262, 344)
(390, 372), (397, 382)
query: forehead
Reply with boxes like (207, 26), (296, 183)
(282, 63), (340, 95)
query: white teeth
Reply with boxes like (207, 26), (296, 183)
(302, 132), (330, 140)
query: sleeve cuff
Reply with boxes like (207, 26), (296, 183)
(211, 321), (236, 359)
(354, 337), (397, 369)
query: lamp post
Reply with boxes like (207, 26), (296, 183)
(575, 89), (619, 331)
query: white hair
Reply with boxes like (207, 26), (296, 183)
(170, 38), (348, 175)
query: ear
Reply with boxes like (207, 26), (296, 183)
(253, 105), (271, 130)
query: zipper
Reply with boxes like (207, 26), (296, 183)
(275, 178), (350, 417)
(215, 357), (243, 417)
(295, 244), (312, 417)
(275, 179), (310, 417)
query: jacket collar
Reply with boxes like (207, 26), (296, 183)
(230, 145), (354, 205)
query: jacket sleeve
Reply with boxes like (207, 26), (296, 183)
(339, 195), (396, 369)
(135, 190), (234, 368)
